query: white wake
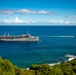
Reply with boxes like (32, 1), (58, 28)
(40, 36), (75, 38)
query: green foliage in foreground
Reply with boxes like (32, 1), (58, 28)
(0, 56), (76, 75)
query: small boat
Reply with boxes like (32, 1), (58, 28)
(0, 32), (39, 42)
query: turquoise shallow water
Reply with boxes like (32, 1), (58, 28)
(0, 26), (76, 68)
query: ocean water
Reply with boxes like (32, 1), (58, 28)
(0, 26), (76, 68)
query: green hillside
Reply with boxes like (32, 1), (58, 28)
(0, 56), (76, 75)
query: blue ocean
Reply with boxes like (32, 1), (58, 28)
(0, 26), (76, 68)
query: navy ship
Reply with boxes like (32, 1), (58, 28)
(0, 32), (39, 42)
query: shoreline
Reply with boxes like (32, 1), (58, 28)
(0, 55), (76, 75)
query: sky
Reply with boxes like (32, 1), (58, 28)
(0, 0), (76, 25)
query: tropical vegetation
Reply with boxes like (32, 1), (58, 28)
(0, 56), (76, 75)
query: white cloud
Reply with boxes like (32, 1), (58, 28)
(3, 17), (36, 24)
(50, 20), (58, 23)
(18, 9), (36, 14)
(29, 20), (35, 23)
(49, 20), (76, 24)
(38, 10), (50, 14)
(3, 17), (76, 25)
(3, 17), (25, 23)
(0, 10), (15, 14)
(0, 9), (53, 15)
(3, 19), (11, 23)
(25, 20), (36, 24)
(66, 15), (76, 18)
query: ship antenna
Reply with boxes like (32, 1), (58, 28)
(8, 32), (9, 36)
(3, 32), (6, 36)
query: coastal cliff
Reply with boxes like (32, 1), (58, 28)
(0, 56), (76, 75)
